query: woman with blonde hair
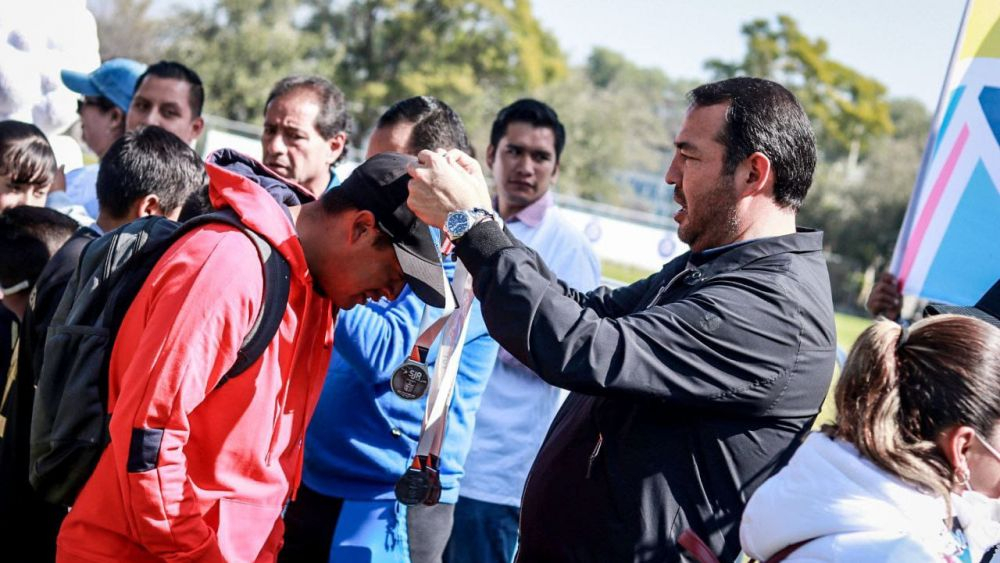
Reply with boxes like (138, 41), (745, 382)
(741, 314), (1000, 562)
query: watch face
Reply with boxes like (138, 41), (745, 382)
(445, 211), (471, 237)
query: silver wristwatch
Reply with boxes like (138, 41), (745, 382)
(443, 208), (500, 241)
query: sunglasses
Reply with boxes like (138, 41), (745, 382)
(76, 96), (116, 114)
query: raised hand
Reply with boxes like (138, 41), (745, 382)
(406, 149), (492, 228)
(866, 271), (902, 320)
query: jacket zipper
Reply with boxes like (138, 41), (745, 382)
(586, 432), (603, 479)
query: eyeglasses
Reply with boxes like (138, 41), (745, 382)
(76, 96), (115, 114)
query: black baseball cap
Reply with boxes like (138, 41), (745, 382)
(337, 152), (451, 308)
(924, 278), (1000, 329)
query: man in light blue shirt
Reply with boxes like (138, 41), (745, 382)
(444, 99), (601, 563)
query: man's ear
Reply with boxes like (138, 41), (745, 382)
(190, 116), (205, 142)
(349, 209), (379, 245)
(738, 151), (773, 198)
(327, 132), (348, 166)
(109, 107), (125, 127)
(486, 144), (496, 170)
(130, 194), (163, 219)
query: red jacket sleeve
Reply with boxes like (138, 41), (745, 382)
(106, 226), (263, 561)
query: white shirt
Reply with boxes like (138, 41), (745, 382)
(458, 191), (601, 507)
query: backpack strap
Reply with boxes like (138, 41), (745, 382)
(164, 209), (291, 388)
(744, 539), (813, 563)
(762, 540), (811, 563)
(677, 529), (720, 563)
(679, 528), (812, 563)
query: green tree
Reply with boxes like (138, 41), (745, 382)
(155, 0), (566, 151)
(303, 0), (567, 137)
(584, 48), (693, 176)
(832, 99), (930, 267)
(706, 15), (893, 159)
(799, 98), (931, 306)
(516, 48), (692, 205)
(163, 0), (324, 123)
(90, 0), (165, 62)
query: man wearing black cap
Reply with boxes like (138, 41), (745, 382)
(281, 97), (498, 563)
(57, 152), (447, 562)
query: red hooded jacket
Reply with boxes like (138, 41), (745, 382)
(58, 164), (334, 562)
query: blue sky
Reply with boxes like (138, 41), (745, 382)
(531, 0), (968, 111)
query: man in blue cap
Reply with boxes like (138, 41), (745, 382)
(59, 58), (146, 220)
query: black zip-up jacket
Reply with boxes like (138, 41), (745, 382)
(454, 222), (836, 562)
(1, 227), (96, 561)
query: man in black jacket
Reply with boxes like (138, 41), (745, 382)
(406, 77), (836, 562)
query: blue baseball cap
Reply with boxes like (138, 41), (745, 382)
(61, 58), (147, 113)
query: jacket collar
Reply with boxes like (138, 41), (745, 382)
(205, 161), (310, 286)
(206, 149), (316, 207)
(680, 228), (824, 280)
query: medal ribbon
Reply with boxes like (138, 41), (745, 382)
(414, 259), (475, 460)
(395, 240), (475, 505)
(408, 252), (459, 363)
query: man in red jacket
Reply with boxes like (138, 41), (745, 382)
(57, 152), (447, 562)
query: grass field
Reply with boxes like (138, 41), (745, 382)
(601, 260), (655, 285)
(834, 312), (872, 351)
(816, 312), (873, 427)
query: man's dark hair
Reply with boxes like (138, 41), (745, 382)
(177, 185), (213, 222)
(319, 183), (353, 215)
(0, 120), (57, 188)
(376, 96), (474, 156)
(135, 61), (205, 117)
(489, 98), (566, 162)
(97, 126), (207, 219)
(0, 206), (77, 288)
(265, 76), (351, 164)
(688, 77), (816, 210)
(318, 187), (392, 249)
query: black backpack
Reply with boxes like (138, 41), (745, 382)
(28, 209), (291, 506)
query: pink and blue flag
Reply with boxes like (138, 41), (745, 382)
(891, 0), (1000, 305)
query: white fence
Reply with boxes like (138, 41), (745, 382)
(554, 193), (687, 273)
